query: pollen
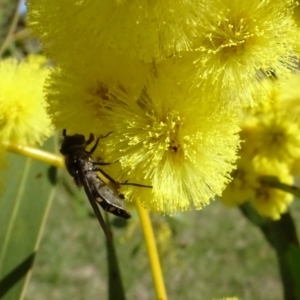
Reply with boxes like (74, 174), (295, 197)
(27, 0), (199, 63)
(192, 0), (299, 106)
(221, 75), (300, 219)
(126, 110), (183, 166)
(241, 80), (300, 166)
(100, 71), (240, 214)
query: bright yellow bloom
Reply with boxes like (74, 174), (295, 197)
(28, 0), (300, 111)
(244, 114), (300, 166)
(27, 0), (80, 63)
(43, 32), (241, 214)
(221, 76), (300, 218)
(0, 56), (53, 145)
(221, 155), (256, 207)
(221, 153), (294, 220)
(46, 49), (149, 136)
(86, 0), (198, 62)
(275, 73), (300, 124)
(241, 79), (300, 166)
(251, 162), (293, 220)
(47, 59), (240, 213)
(27, 0), (198, 63)
(192, 0), (299, 106)
(98, 70), (240, 214)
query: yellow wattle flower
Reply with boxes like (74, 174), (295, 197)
(275, 73), (300, 123)
(28, 0), (300, 110)
(221, 74), (300, 219)
(44, 47), (241, 214)
(192, 0), (299, 107)
(45, 49), (149, 136)
(27, 0), (198, 63)
(221, 153), (294, 220)
(221, 155), (256, 207)
(99, 71), (240, 214)
(0, 56), (53, 146)
(241, 78), (300, 166)
(251, 162), (293, 220)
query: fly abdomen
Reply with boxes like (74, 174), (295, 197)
(94, 196), (131, 219)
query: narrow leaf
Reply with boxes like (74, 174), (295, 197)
(0, 0), (20, 56)
(287, 245), (300, 299)
(0, 137), (57, 300)
(105, 215), (127, 300)
(240, 203), (300, 300)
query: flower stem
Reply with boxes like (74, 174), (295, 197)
(135, 200), (168, 300)
(260, 175), (300, 198)
(3, 141), (64, 168)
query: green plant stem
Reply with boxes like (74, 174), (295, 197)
(3, 141), (64, 168)
(240, 203), (300, 300)
(135, 200), (168, 300)
(260, 175), (300, 198)
(0, 0), (21, 56)
(105, 215), (126, 300)
(268, 213), (300, 300)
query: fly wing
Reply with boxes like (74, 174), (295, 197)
(92, 175), (131, 219)
(77, 160), (111, 240)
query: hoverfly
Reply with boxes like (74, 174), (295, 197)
(60, 129), (150, 238)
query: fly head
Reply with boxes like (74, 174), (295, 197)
(60, 129), (94, 156)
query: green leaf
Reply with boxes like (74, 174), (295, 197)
(0, 137), (58, 300)
(106, 215), (127, 300)
(240, 203), (300, 300)
(267, 213), (300, 300)
(287, 245), (300, 299)
(0, 0), (20, 56)
(239, 202), (268, 227)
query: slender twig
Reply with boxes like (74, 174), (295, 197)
(13, 28), (31, 41)
(3, 141), (64, 168)
(135, 200), (168, 300)
(260, 175), (300, 198)
(0, 0), (21, 56)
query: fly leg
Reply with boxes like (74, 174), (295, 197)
(93, 164), (152, 188)
(87, 131), (113, 155)
(118, 181), (152, 189)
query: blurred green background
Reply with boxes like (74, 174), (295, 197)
(1, 3), (300, 300)
(24, 164), (299, 300)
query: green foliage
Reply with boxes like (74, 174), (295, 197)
(287, 246), (300, 299)
(0, 137), (57, 300)
(0, 0), (20, 56)
(2, 156), (299, 299)
(105, 218), (126, 300)
(22, 196), (293, 300)
(241, 202), (300, 300)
